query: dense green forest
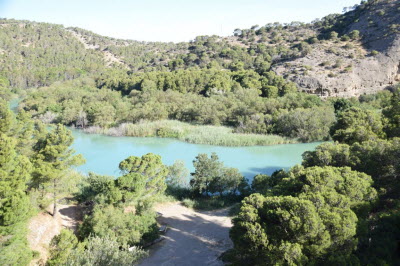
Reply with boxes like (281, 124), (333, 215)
(2, 0), (395, 92)
(21, 76), (392, 144)
(2, 87), (400, 264)
(1, 0), (400, 265)
(0, 97), (82, 265)
(6, 0), (395, 145)
(225, 86), (400, 265)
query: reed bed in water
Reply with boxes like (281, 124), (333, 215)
(83, 120), (297, 146)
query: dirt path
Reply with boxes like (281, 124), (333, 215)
(28, 203), (82, 265)
(140, 202), (233, 266)
(59, 204), (82, 232)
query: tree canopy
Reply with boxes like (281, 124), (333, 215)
(229, 166), (377, 265)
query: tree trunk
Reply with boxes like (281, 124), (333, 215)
(53, 179), (57, 218)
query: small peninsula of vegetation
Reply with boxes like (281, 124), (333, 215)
(83, 120), (295, 146)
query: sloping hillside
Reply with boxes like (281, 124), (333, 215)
(0, 0), (399, 97)
(0, 20), (107, 88)
(273, 0), (400, 97)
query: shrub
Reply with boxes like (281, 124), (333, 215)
(328, 72), (336, 78)
(349, 30), (360, 40)
(370, 50), (379, 56)
(333, 59), (343, 68)
(156, 127), (180, 138)
(303, 65), (313, 70)
(78, 205), (159, 246)
(166, 186), (191, 200)
(69, 235), (147, 265)
(390, 24), (399, 32)
(182, 198), (195, 208)
(327, 47), (338, 54)
(344, 65), (353, 72)
(274, 106), (336, 142)
(308, 37), (319, 44)
(344, 43), (354, 49)
(329, 31), (338, 40)
(341, 35), (350, 41)
(47, 229), (79, 266)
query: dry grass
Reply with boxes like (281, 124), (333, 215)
(83, 120), (296, 146)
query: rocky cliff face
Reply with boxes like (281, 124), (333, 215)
(273, 0), (400, 97)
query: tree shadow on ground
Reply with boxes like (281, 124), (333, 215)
(141, 207), (231, 266)
(58, 205), (83, 232)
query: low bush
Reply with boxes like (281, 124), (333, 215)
(370, 50), (379, 56)
(182, 198), (195, 208)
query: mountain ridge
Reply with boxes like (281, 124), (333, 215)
(0, 0), (399, 97)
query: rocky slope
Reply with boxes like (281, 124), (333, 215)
(273, 0), (400, 97)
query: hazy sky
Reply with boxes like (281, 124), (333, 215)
(0, 0), (361, 42)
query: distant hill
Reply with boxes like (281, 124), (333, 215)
(0, 0), (399, 97)
(0, 19), (186, 88)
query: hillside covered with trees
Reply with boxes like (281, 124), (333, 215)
(1, 0), (399, 96)
(1, 0), (400, 265)
(0, 0), (397, 146)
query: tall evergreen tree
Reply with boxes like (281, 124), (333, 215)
(190, 152), (223, 195)
(118, 153), (167, 210)
(383, 87), (400, 138)
(0, 107), (34, 265)
(33, 124), (84, 217)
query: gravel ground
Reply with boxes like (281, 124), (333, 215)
(140, 202), (233, 266)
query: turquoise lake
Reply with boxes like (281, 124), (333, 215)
(9, 99), (321, 179)
(71, 129), (321, 179)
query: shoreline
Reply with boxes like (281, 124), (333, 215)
(71, 120), (298, 147)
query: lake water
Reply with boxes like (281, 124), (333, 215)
(71, 129), (320, 179)
(8, 99), (319, 179)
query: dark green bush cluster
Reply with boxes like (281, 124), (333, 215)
(77, 153), (168, 246)
(227, 87), (400, 265)
(23, 78), (337, 142)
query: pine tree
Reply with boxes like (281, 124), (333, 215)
(0, 133), (34, 265)
(118, 153), (167, 210)
(33, 124), (84, 217)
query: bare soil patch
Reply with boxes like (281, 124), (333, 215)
(140, 202), (233, 266)
(28, 203), (82, 265)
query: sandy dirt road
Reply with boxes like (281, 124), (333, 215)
(28, 203), (82, 265)
(140, 202), (233, 266)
